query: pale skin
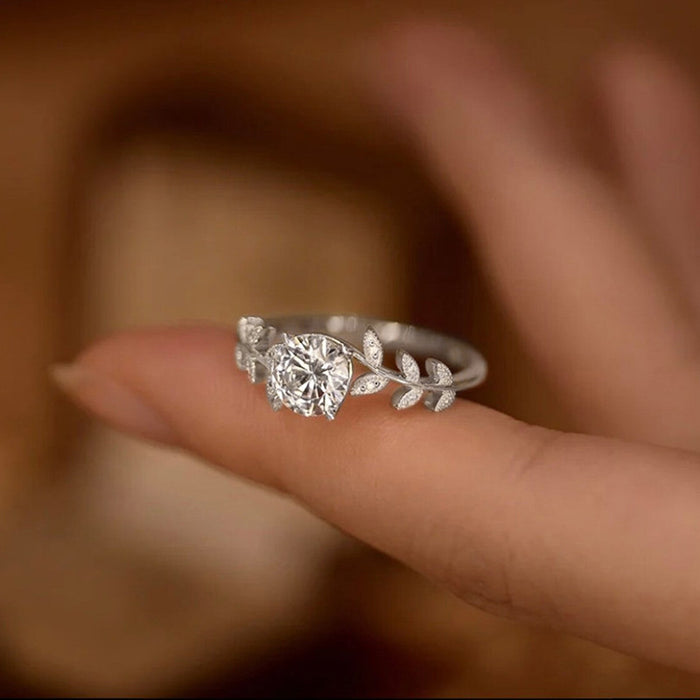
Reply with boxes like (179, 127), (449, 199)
(52, 23), (700, 671)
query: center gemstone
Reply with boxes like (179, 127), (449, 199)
(267, 334), (352, 419)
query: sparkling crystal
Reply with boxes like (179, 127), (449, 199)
(391, 385), (423, 410)
(267, 334), (352, 419)
(396, 349), (420, 382)
(350, 372), (389, 396)
(235, 344), (248, 370)
(362, 327), (383, 368)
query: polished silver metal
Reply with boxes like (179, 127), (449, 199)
(236, 314), (487, 420)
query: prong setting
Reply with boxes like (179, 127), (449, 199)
(265, 333), (352, 419)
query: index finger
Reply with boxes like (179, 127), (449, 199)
(54, 324), (700, 672)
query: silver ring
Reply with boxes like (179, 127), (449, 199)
(235, 315), (487, 420)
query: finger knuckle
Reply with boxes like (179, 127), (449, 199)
(434, 426), (567, 624)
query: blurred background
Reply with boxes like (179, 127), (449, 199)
(2, 0), (700, 696)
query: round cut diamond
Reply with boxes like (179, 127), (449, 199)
(267, 334), (352, 419)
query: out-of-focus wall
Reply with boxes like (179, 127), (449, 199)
(1, 1), (700, 696)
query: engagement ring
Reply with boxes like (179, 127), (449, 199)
(236, 315), (487, 420)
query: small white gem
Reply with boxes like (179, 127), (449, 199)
(391, 385), (423, 410)
(237, 316), (264, 344)
(248, 324), (264, 345)
(246, 357), (259, 383)
(363, 327), (383, 368)
(266, 380), (282, 411)
(396, 349), (420, 383)
(425, 358), (453, 386)
(235, 344), (248, 371)
(350, 372), (389, 396)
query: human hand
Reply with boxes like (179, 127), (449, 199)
(52, 23), (700, 671)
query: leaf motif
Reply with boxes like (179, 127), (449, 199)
(391, 386), (423, 410)
(246, 358), (265, 384)
(255, 325), (276, 350)
(237, 315), (264, 344)
(350, 372), (389, 396)
(235, 344), (248, 371)
(266, 381), (282, 411)
(425, 389), (456, 412)
(396, 349), (420, 383)
(247, 324), (264, 345)
(363, 327), (383, 368)
(425, 358), (453, 386)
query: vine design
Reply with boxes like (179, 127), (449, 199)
(236, 318), (458, 413)
(350, 327), (457, 412)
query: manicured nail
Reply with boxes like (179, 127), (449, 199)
(50, 363), (180, 445)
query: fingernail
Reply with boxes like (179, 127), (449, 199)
(50, 363), (180, 445)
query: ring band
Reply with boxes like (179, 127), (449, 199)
(236, 314), (487, 420)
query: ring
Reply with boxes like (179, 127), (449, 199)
(235, 315), (487, 420)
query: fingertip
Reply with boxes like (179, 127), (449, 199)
(50, 361), (82, 392)
(359, 18), (530, 124)
(593, 42), (696, 121)
(49, 358), (181, 446)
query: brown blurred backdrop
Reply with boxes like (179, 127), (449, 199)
(2, 1), (700, 696)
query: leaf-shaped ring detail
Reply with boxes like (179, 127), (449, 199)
(351, 372), (390, 396)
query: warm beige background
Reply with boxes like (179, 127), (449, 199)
(2, 1), (700, 696)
